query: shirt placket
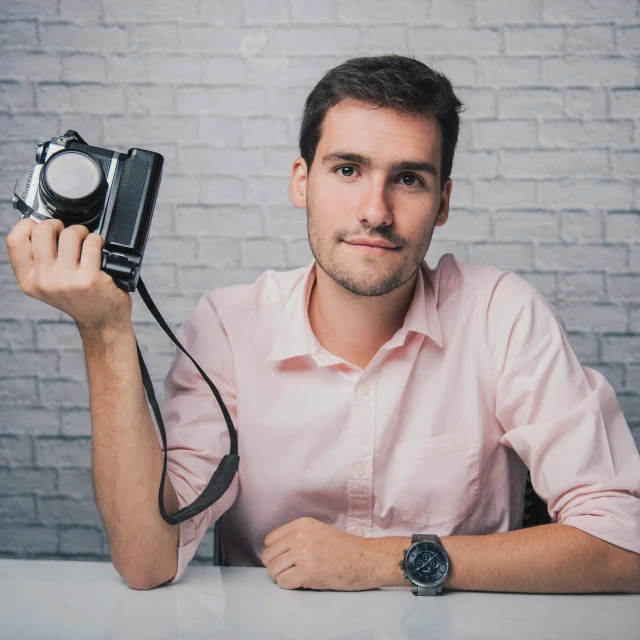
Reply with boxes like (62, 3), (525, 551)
(347, 375), (375, 539)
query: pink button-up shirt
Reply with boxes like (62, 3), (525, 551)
(157, 253), (640, 584)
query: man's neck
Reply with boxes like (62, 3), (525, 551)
(307, 264), (418, 371)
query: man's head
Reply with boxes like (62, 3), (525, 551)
(290, 54), (464, 298)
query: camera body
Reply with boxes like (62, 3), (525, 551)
(13, 130), (163, 292)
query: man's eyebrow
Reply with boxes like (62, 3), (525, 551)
(320, 151), (438, 179)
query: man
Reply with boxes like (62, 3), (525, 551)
(6, 55), (640, 594)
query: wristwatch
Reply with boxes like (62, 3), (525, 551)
(399, 533), (450, 596)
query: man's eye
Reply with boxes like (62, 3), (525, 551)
(399, 174), (423, 187)
(336, 166), (357, 177)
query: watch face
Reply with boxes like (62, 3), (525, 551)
(405, 541), (449, 587)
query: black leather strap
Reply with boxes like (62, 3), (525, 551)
(135, 277), (240, 525)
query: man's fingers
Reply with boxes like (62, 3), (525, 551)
(31, 218), (64, 269)
(6, 218), (37, 283)
(56, 225), (90, 270)
(79, 232), (104, 274)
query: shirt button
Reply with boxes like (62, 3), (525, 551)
(355, 525), (365, 536)
(359, 384), (370, 396)
(354, 462), (366, 476)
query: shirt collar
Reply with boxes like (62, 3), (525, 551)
(267, 257), (443, 364)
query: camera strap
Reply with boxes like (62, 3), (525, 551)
(134, 277), (240, 526)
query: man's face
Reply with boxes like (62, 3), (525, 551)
(291, 99), (451, 298)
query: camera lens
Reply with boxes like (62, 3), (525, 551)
(39, 150), (107, 226)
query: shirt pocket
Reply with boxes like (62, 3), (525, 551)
(392, 428), (480, 529)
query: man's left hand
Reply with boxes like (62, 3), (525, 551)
(261, 516), (379, 591)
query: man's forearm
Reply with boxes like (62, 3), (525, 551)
(365, 523), (640, 594)
(82, 323), (180, 589)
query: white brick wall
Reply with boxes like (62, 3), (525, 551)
(0, 0), (638, 565)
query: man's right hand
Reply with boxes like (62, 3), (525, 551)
(6, 217), (133, 334)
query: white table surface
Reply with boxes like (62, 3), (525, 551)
(0, 558), (638, 639)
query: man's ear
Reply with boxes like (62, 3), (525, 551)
(435, 178), (452, 227)
(290, 157), (308, 209)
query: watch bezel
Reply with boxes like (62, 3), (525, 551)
(404, 541), (450, 588)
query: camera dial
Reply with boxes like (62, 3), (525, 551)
(39, 150), (106, 226)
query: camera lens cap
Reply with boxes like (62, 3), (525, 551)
(39, 150), (107, 225)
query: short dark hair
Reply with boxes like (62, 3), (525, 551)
(299, 54), (464, 189)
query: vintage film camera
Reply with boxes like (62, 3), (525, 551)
(12, 130), (163, 292)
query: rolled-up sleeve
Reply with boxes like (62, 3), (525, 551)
(484, 270), (640, 554)
(151, 291), (239, 584)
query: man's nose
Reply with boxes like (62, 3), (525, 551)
(357, 177), (393, 227)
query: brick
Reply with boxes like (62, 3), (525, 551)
(556, 303), (628, 332)
(627, 364), (640, 390)
(177, 266), (262, 293)
(0, 378), (38, 405)
(104, 0), (198, 21)
(605, 212), (640, 242)
(537, 244), (627, 271)
(541, 57), (637, 86)
(588, 363), (625, 389)
(338, 0), (428, 23)
(59, 0), (103, 19)
(263, 147), (302, 174)
(59, 526), (104, 554)
(178, 25), (249, 53)
(477, 0), (542, 24)
(69, 85), (125, 115)
(0, 435), (33, 466)
(473, 120), (537, 149)
(35, 322), (82, 350)
(34, 437), (91, 467)
(201, 57), (247, 85)
(143, 237), (199, 264)
(0, 495), (37, 521)
(103, 116), (199, 144)
(58, 351), (88, 381)
(618, 394), (640, 422)
(475, 180), (536, 208)
(611, 90), (640, 118)
(501, 149), (607, 178)
(539, 180), (633, 209)
(265, 205), (308, 238)
(0, 20), (38, 48)
(500, 89), (563, 117)
(493, 211), (559, 241)
(2, 0), (58, 18)
(409, 27), (500, 55)
(0, 321), (35, 349)
(288, 239), (315, 265)
(564, 88), (608, 119)
(540, 120), (633, 148)
(607, 275), (640, 301)
(57, 467), (93, 495)
(40, 23), (127, 51)
(246, 176), (291, 205)
(478, 57), (540, 86)
(178, 147), (263, 174)
(617, 27), (640, 54)
(361, 26), (408, 52)
(0, 407), (59, 436)
(567, 331), (599, 361)
(196, 238), (241, 266)
(428, 0), (477, 26)
(200, 176), (244, 205)
(504, 27), (565, 55)
(611, 152), (640, 178)
(241, 238), (287, 268)
(0, 467), (57, 494)
(199, 116), (243, 146)
(454, 150), (498, 178)
(158, 174), (200, 204)
(0, 82), (35, 112)
(60, 409), (92, 437)
(0, 525), (58, 554)
(124, 84), (174, 115)
(174, 206), (264, 237)
(558, 272), (605, 299)
(199, 0), (244, 24)
(107, 54), (201, 83)
(38, 379), (89, 407)
(245, 0), (290, 24)
(176, 86), (264, 116)
(0, 52), (62, 82)
(456, 87), (497, 119)
(435, 210), (492, 241)
(543, 0), (638, 24)
(567, 25), (615, 53)
(38, 495), (102, 526)
(291, 0), (336, 22)
(131, 23), (178, 50)
(468, 242), (535, 270)
(559, 211), (604, 243)
(602, 335), (640, 363)
(243, 117), (289, 147)
(62, 55), (107, 84)
(520, 272), (557, 298)
(265, 26), (361, 55)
